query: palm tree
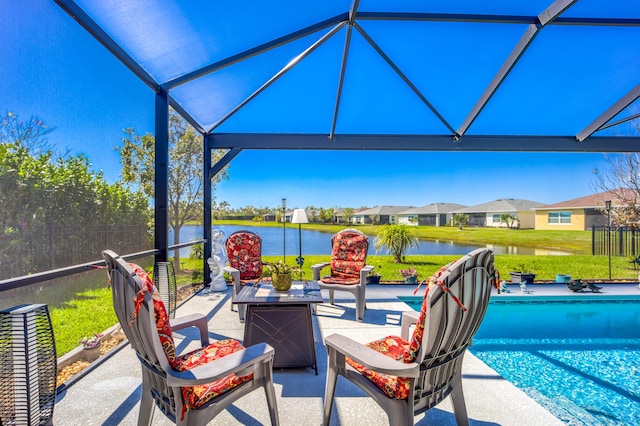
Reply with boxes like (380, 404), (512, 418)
(374, 224), (419, 263)
(500, 213), (518, 229)
(452, 213), (469, 230)
(342, 207), (355, 224)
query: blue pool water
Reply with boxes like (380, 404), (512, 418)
(399, 296), (640, 425)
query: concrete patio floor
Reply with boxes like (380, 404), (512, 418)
(53, 282), (635, 425)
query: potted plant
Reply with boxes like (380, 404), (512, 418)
(399, 267), (419, 284)
(366, 267), (382, 284)
(261, 260), (302, 292)
(509, 263), (536, 284)
(79, 333), (103, 362)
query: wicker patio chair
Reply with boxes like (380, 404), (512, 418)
(312, 228), (372, 322)
(323, 248), (496, 425)
(103, 250), (279, 426)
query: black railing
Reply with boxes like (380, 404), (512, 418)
(0, 224), (151, 281)
(0, 240), (205, 294)
(592, 226), (640, 257)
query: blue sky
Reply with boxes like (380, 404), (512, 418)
(0, 1), (625, 211)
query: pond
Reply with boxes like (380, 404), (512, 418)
(170, 225), (569, 257)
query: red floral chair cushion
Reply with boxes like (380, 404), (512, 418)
(175, 339), (252, 417)
(226, 231), (264, 281)
(321, 230), (368, 286)
(346, 335), (412, 399)
(129, 264), (252, 417)
(346, 263), (466, 400)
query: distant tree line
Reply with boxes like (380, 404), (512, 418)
(212, 204), (358, 224)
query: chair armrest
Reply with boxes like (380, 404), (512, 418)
(223, 266), (240, 285)
(360, 265), (374, 282)
(170, 313), (210, 347)
(166, 342), (275, 386)
(312, 262), (331, 280)
(400, 311), (420, 341)
(324, 334), (420, 378)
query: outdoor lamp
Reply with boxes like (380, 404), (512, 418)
(282, 198), (287, 263)
(291, 208), (309, 281)
(0, 304), (57, 425)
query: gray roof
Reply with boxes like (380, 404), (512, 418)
(399, 203), (467, 215)
(453, 199), (544, 214)
(355, 206), (415, 216)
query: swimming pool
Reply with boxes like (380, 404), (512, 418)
(399, 295), (640, 425)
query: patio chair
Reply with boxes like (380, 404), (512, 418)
(312, 228), (372, 322)
(224, 230), (268, 322)
(323, 248), (496, 426)
(103, 250), (279, 426)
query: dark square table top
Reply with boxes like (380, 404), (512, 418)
(233, 280), (323, 305)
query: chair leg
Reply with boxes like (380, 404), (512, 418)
(328, 289), (335, 305)
(355, 303), (364, 322)
(138, 378), (155, 426)
(263, 376), (280, 425)
(231, 285), (236, 312)
(355, 288), (365, 322)
(449, 371), (469, 426)
(323, 350), (339, 426)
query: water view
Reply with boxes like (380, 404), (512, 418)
(172, 225), (569, 257)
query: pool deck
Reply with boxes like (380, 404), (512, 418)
(53, 282), (640, 425)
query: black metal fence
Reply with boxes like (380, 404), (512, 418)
(592, 226), (640, 257)
(0, 224), (151, 281)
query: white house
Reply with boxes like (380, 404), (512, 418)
(398, 203), (467, 226)
(451, 199), (544, 229)
(352, 206), (414, 225)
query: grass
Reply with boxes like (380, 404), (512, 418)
(49, 287), (117, 356)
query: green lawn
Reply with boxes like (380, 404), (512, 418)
(50, 287), (117, 356)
